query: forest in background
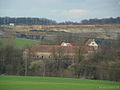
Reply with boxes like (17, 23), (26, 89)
(0, 17), (120, 25)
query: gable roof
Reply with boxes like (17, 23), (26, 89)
(31, 45), (76, 53)
(61, 42), (72, 46)
(31, 45), (95, 54)
(71, 43), (84, 46)
(85, 39), (95, 46)
(31, 41), (96, 54)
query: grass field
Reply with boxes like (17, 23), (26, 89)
(0, 76), (120, 90)
(0, 38), (40, 49)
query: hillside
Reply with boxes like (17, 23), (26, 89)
(1, 24), (120, 39)
(1, 24), (120, 32)
(0, 38), (40, 49)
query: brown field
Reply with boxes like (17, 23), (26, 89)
(1, 24), (120, 31)
(0, 24), (120, 39)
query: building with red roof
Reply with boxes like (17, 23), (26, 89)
(85, 39), (98, 50)
(30, 39), (98, 59)
(61, 42), (72, 46)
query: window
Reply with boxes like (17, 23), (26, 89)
(49, 56), (51, 58)
(92, 42), (94, 45)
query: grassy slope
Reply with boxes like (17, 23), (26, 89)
(0, 76), (120, 90)
(15, 39), (40, 48)
(0, 38), (40, 49)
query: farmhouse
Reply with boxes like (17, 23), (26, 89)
(30, 39), (98, 59)
(31, 45), (75, 59)
(85, 39), (98, 50)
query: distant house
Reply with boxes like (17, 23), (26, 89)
(85, 39), (98, 50)
(9, 23), (14, 26)
(30, 39), (98, 59)
(61, 42), (72, 46)
(23, 48), (29, 59)
(31, 45), (75, 59)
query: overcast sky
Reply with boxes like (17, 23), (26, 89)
(0, 0), (120, 22)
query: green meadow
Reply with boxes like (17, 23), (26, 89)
(0, 76), (120, 90)
(0, 38), (40, 49)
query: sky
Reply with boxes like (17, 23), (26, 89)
(0, 0), (120, 22)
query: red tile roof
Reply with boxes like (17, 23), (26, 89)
(61, 42), (72, 46)
(71, 43), (84, 46)
(31, 45), (95, 54)
(31, 45), (76, 53)
(24, 48), (29, 53)
(31, 41), (96, 54)
(84, 46), (95, 53)
(85, 39), (94, 46)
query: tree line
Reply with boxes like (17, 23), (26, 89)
(0, 17), (120, 25)
(0, 36), (120, 81)
(0, 17), (57, 25)
(81, 17), (120, 25)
